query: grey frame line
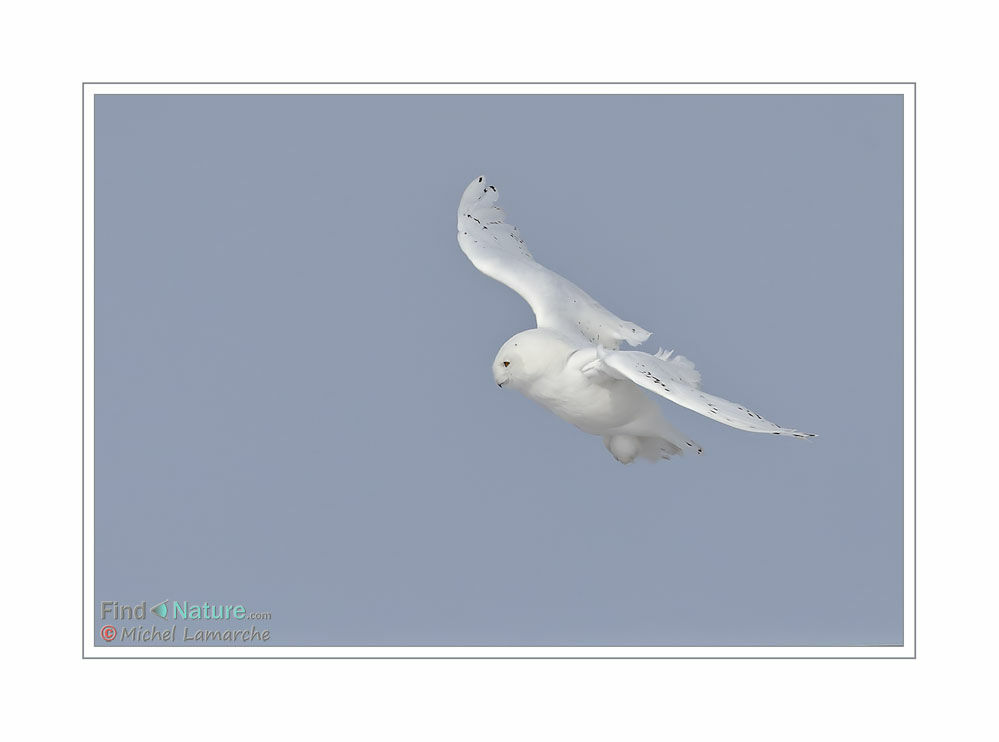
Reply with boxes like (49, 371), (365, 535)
(83, 81), (915, 85)
(913, 83), (917, 660)
(82, 81), (916, 660)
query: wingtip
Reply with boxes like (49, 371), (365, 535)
(462, 174), (487, 193)
(780, 430), (818, 439)
(459, 175), (500, 217)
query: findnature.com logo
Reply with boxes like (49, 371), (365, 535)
(99, 600), (273, 644)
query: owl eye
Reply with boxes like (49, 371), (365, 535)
(502, 361), (510, 367)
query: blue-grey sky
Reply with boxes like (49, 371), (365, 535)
(95, 93), (902, 646)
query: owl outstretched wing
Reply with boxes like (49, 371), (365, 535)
(592, 346), (816, 438)
(457, 175), (650, 349)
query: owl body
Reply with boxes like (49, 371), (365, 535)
(492, 329), (699, 463)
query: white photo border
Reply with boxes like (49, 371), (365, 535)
(83, 82), (915, 659)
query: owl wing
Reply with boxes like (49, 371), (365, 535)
(457, 175), (650, 349)
(593, 346), (816, 438)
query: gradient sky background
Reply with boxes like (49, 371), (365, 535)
(95, 93), (902, 646)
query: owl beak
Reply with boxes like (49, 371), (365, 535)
(497, 382), (505, 388)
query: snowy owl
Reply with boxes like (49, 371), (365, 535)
(457, 176), (815, 464)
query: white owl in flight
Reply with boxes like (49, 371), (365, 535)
(457, 176), (815, 464)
